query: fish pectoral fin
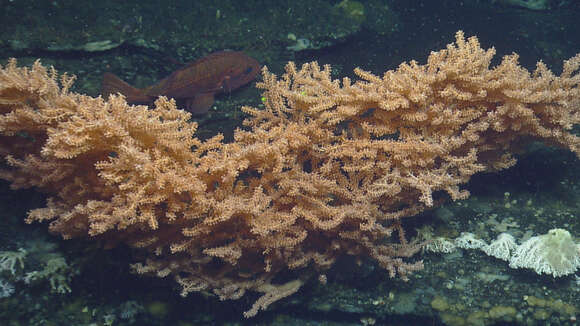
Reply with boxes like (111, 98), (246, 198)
(186, 93), (215, 114)
(219, 75), (232, 92)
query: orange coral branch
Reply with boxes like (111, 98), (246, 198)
(1, 31), (579, 316)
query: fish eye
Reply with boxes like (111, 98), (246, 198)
(244, 67), (253, 74)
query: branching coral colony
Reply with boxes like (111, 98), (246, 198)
(0, 32), (579, 317)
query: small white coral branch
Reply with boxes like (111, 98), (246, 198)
(425, 237), (457, 254)
(483, 233), (517, 261)
(0, 248), (27, 275)
(454, 232), (487, 250)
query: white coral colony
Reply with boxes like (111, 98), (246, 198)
(483, 233), (517, 261)
(509, 228), (580, 277)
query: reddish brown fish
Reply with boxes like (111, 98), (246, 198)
(101, 51), (261, 114)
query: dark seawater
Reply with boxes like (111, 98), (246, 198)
(0, 0), (579, 325)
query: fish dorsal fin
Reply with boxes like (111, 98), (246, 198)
(186, 93), (215, 114)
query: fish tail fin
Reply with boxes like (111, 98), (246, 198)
(101, 72), (151, 104)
